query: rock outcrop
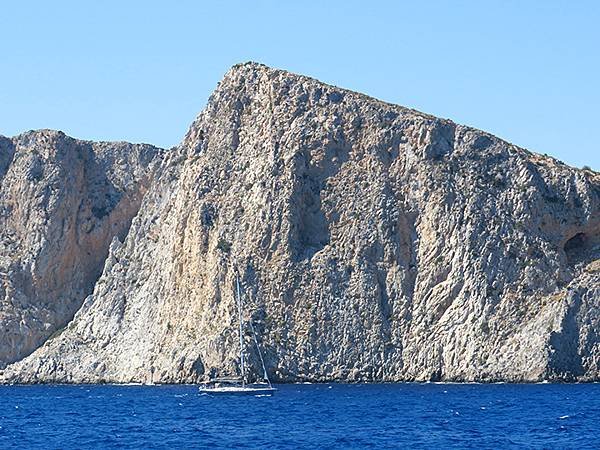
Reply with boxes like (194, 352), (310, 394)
(1, 63), (599, 383)
(0, 131), (163, 368)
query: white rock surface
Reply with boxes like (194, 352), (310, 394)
(0, 131), (163, 368)
(1, 63), (599, 383)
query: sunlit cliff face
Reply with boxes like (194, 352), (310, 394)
(1, 63), (599, 384)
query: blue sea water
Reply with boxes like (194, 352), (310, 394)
(1, 383), (600, 449)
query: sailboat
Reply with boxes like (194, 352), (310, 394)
(198, 268), (276, 395)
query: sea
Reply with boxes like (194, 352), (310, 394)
(1, 383), (599, 449)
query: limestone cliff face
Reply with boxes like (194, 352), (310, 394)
(0, 131), (163, 368)
(1, 63), (599, 383)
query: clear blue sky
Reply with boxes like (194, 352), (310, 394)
(1, 1), (598, 169)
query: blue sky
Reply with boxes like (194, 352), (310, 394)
(1, 1), (598, 169)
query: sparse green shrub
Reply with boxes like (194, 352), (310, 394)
(216, 238), (232, 253)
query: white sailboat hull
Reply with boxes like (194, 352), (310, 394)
(198, 386), (276, 395)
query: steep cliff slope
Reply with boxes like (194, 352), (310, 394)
(2, 63), (599, 383)
(0, 131), (163, 368)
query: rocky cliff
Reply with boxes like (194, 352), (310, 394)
(0, 131), (163, 368)
(1, 63), (599, 383)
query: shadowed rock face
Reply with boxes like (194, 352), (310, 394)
(1, 63), (599, 383)
(0, 130), (163, 368)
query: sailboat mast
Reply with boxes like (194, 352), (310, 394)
(236, 270), (245, 387)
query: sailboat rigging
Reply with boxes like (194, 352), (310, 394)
(198, 268), (276, 395)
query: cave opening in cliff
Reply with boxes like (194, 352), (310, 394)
(564, 233), (586, 262)
(563, 230), (600, 264)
